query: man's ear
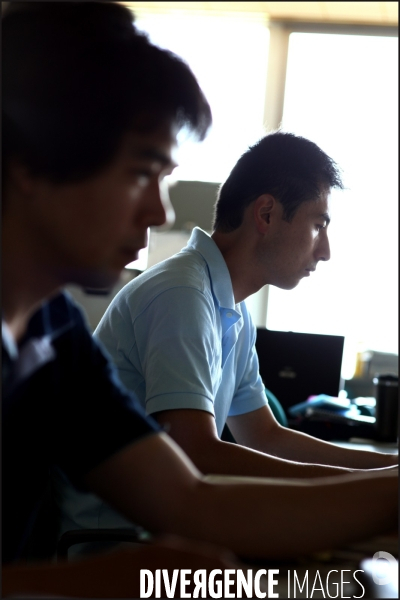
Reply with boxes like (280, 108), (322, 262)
(253, 194), (276, 233)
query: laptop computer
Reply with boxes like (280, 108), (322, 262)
(255, 328), (345, 417)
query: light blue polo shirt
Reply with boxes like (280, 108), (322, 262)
(95, 227), (267, 436)
(52, 228), (268, 538)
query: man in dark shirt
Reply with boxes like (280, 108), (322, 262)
(2, 3), (397, 597)
(2, 292), (162, 563)
(2, 3), (235, 594)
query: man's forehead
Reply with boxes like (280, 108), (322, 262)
(126, 127), (179, 167)
(300, 191), (331, 218)
(314, 185), (331, 206)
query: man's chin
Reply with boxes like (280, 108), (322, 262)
(273, 279), (301, 291)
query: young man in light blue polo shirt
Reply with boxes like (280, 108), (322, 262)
(98, 225), (267, 437)
(53, 132), (397, 538)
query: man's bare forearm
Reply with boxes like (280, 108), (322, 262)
(257, 424), (398, 470)
(183, 469), (398, 560)
(156, 409), (361, 479)
(227, 406), (397, 471)
(188, 435), (360, 478)
(86, 434), (398, 562)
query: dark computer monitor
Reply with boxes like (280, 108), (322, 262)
(255, 328), (345, 416)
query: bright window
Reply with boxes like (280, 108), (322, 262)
(128, 12), (398, 379)
(266, 33), (398, 377)
(133, 12), (269, 183)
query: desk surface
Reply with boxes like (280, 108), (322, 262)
(255, 533), (398, 598)
(246, 439), (398, 598)
(333, 438), (398, 454)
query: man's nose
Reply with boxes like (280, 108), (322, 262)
(316, 231), (331, 262)
(158, 179), (175, 230)
(142, 178), (175, 230)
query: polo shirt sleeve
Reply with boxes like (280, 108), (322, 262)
(228, 306), (268, 417)
(133, 286), (220, 417)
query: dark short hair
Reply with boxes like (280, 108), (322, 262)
(213, 131), (344, 232)
(2, 2), (212, 184)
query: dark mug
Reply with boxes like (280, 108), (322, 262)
(373, 374), (399, 442)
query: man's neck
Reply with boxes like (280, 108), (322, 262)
(211, 230), (262, 304)
(2, 203), (64, 341)
(2, 282), (58, 344)
(2, 252), (61, 343)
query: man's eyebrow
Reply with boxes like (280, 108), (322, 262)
(319, 212), (331, 225)
(134, 147), (177, 168)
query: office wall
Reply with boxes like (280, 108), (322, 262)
(168, 180), (220, 232)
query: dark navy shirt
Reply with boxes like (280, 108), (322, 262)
(2, 291), (161, 563)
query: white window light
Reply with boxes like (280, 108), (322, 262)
(266, 32), (398, 378)
(133, 11), (270, 183)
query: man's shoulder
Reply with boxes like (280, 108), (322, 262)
(122, 249), (210, 300)
(25, 290), (88, 340)
(50, 290), (93, 334)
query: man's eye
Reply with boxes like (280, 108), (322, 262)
(130, 170), (152, 185)
(316, 223), (327, 231)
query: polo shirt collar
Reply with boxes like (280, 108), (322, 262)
(2, 292), (76, 395)
(25, 291), (75, 342)
(2, 320), (18, 361)
(186, 227), (240, 315)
